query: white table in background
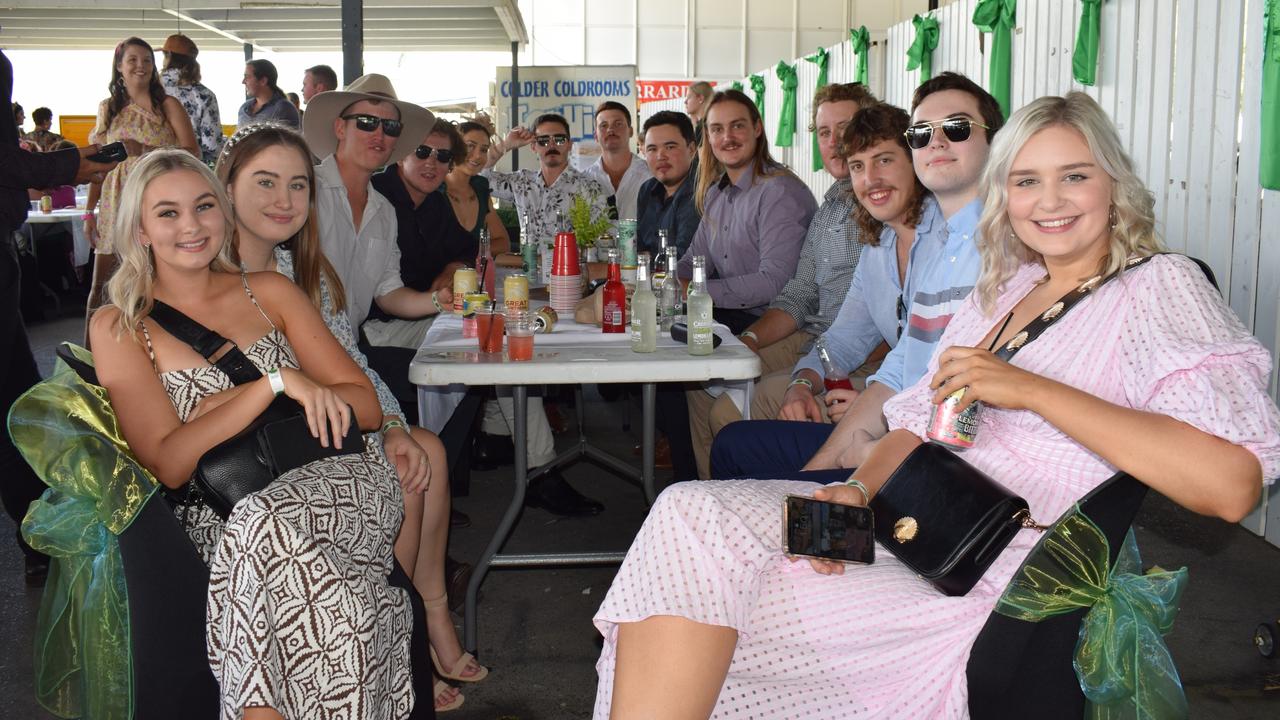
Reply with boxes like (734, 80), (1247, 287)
(409, 309), (761, 653)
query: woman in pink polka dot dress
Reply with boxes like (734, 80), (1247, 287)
(592, 93), (1280, 719)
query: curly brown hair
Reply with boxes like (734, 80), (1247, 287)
(841, 103), (927, 245)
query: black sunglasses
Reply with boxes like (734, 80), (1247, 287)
(415, 146), (454, 163)
(903, 117), (988, 150)
(534, 134), (570, 147)
(342, 113), (404, 137)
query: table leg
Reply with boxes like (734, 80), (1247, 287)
(743, 379), (754, 421)
(642, 382), (656, 504)
(416, 385), (429, 429)
(463, 383), (529, 655)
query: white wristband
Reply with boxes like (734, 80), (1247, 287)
(266, 367), (286, 396)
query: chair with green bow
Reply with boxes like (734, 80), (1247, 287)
(15, 343), (439, 720)
(966, 257), (1216, 719)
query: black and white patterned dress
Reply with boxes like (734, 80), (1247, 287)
(140, 282), (414, 720)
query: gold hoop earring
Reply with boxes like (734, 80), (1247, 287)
(1108, 206), (1118, 230)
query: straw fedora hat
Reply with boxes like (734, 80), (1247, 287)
(302, 73), (434, 164)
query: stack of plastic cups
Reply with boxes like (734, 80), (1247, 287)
(549, 230), (582, 315)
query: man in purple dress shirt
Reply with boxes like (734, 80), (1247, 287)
(660, 89), (817, 481)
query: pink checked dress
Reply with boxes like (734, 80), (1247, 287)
(593, 255), (1280, 718)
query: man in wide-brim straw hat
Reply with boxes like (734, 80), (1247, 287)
(302, 73), (448, 330)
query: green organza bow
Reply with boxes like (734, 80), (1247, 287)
(906, 14), (940, 81)
(10, 345), (157, 720)
(849, 26), (870, 85)
(1262, 0), (1280, 189)
(804, 48), (830, 170)
(749, 74), (766, 126)
(972, 0), (1015, 118)
(996, 506), (1189, 719)
(1073, 0), (1104, 85)
(775, 61), (798, 147)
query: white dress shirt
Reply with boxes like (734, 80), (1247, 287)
(584, 153), (653, 221)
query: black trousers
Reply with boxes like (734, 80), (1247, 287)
(0, 231), (48, 561)
(657, 307), (759, 482)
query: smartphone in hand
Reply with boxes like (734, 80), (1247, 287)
(783, 494), (875, 565)
(88, 142), (127, 163)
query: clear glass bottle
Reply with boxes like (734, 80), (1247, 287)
(814, 336), (852, 392)
(651, 229), (670, 291)
(687, 255), (714, 355)
(659, 254), (681, 332)
(631, 252), (657, 352)
(476, 227), (495, 296)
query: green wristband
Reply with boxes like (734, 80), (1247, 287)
(843, 476), (870, 505)
(381, 419), (407, 435)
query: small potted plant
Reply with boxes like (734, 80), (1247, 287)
(568, 193), (613, 262)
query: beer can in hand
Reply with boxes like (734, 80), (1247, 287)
(926, 387), (980, 449)
(453, 268), (479, 314)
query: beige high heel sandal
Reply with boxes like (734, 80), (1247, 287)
(424, 594), (490, 683)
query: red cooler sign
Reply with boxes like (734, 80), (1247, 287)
(637, 79), (716, 105)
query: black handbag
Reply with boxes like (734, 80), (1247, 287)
(869, 255), (1159, 596)
(148, 300), (363, 519)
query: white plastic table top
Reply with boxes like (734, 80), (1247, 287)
(409, 308), (761, 387)
(24, 207), (88, 224)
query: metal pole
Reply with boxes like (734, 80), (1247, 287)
(341, 0), (363, 85)
(242, 43), (252, 61)
(510, 40), (520, 171)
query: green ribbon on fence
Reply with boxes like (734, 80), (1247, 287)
(730, 81), (743, 92)
(775, 61), (798, 147)
(1073, 0), (1104, 86)
(850, 26), (870, 85)
(803, 49), (829, 166)
(1262, 0), (1280, 189)
(10, 345), (159, 720)
(995, 506), (1189, 720)
(906, 14), (940, 81)
(972, 0), (1015, 118)
(749, 74), (766, 126)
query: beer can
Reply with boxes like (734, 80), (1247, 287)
(453, 268), (479, 313)
(503, 273), (529, 313)
(617, 219), (638, 268)
(926, 388), (981, 449)
(39, 194), (52, 214)
(461, 292), (490, 339)
(533, 305), (558, 334)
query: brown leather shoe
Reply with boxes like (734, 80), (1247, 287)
(544, 401), (570, 435)
(632, 435), (672, 469)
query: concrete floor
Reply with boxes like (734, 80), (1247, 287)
(3, 309), (1280, 719)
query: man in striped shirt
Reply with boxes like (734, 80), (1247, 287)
(712, 72), (1005, 477)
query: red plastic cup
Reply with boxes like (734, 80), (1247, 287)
(553, 232), (579, 275)
(476, 309), (505, 353)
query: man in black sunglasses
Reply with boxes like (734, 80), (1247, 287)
(482, 112), (610, 252)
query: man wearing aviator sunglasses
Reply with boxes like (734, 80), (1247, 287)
(713, 72), (1006, 479)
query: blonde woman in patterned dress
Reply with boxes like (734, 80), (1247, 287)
(89, 149), (412, 720)
(84, 36), (198, 335)
(592, 93), (1280, 718)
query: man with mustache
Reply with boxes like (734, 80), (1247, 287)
(635, 110), (699, 259)
(483, 112), (610, 247)
(712, 72), (1004, 478)
(687, 83), (878, 479)
(584, 101), (651, 222)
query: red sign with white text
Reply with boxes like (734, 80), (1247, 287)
(636, 79), (717, 105)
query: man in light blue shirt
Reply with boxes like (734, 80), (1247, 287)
(713, 72), (1006, 477)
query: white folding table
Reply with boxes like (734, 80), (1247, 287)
(409, 310), (761, 653)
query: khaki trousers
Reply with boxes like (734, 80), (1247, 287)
(687, 330), (812, 480)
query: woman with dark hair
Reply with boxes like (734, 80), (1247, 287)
(444, 119), (511, 255)
(84, 36), (199, 331)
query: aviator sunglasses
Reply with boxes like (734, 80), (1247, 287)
(902, 117), (988, 150)
(342, 113), (404, 137)
(534, 134), (570, 147)
(415, 146), (454, 163)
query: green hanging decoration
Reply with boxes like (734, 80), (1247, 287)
(1072, 0), (1104, 86)
(1262, 0), (1280, 189)
(775, 61), (799, 147)
(749, 73), (767, 126)
(906, 14), (940, 81)
(730, 81), (744, 92)
(804, 48), (830, 169)
(849, 26), (871, 86)
(972, 0), (1015, 118)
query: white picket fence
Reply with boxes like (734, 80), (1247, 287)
(645, 0), (1280, 545)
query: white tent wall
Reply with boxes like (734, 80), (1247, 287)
(643, 0), (1280, 545)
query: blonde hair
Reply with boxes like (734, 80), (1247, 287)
(105, 149), (238, 337)
(975, 92), (1163, 314)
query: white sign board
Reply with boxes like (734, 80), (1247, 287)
(493, 65), (638, 171)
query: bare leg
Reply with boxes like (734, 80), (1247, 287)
(243, 707), (285, 720)
(611, 616), (737, 720)
(394, 477), (424, 578)
(407, 427), (485, 681)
